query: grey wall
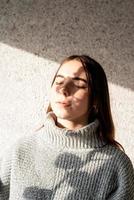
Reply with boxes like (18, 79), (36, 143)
(0, 0), (134, 163)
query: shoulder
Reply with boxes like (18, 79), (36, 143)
(13, 130), (45, 155)
(1, 131), (42, 162)
(100, 144), (134, 171)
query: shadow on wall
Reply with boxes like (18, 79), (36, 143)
(0, 0), (134, 90)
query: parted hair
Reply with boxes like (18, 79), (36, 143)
(46, 55), (123, 150)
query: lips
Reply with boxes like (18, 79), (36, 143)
(57, 101), (71, 107)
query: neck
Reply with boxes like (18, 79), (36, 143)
(56, 117), (89, 130)
(41, 112), (106, 149)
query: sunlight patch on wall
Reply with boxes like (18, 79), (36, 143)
(0, 42), (133, 162)
(109, 82), (134, 158)
(0, 42), (58, 154)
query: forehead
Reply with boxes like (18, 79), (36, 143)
(57, 60), (87, 78)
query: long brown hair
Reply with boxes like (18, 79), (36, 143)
(47, 55), (123, 150)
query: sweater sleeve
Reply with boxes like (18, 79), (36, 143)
(107, 153), (134, 200)
(0, 148), (12, 200)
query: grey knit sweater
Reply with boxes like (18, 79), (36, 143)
(0, 112), (134, 200)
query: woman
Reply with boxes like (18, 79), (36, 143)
(0, 55), (134, 200)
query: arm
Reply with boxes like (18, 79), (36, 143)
(107, 154), (134, 200)
(0, 149), (12, 200)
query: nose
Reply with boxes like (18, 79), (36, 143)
(58, 85), (69, 96)
(57, 80), (71, 96)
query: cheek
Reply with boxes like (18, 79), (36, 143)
(49, 87), (56, 106)
(73, 91), (89, 106)
(74, 90), (88, 100)
(50, 86), (56, 99)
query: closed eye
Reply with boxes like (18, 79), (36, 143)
(73, 80), (87, 88)
(54, 76), (64, 85)
(55, 81), (64, 85)
(75, 85), (87, 89)
(54, 75), (88, 89)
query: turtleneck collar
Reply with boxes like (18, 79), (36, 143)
(41, 112), (106, 149)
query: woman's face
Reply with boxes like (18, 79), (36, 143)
(50, 59), (91, 124)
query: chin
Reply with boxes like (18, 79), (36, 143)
(53, 109), (71, 119)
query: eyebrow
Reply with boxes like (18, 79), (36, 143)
(55, 74), (88, 83)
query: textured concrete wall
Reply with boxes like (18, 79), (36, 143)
(0, 0), (134, 163)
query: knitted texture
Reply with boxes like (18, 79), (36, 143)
(0, 112), (134, 200)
